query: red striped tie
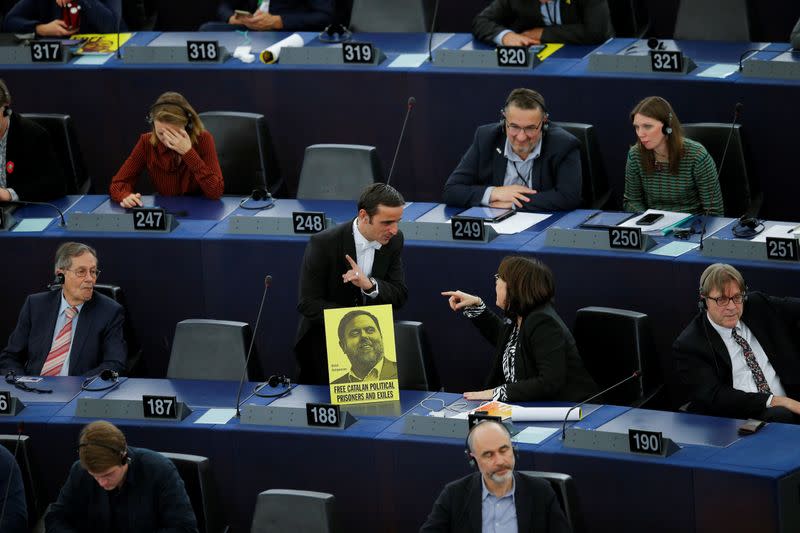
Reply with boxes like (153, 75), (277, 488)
(41, 306), (78, 377)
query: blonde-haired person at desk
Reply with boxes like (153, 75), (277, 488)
(109, 92), (224, 208)
(623, 96), (724, 216)
(441, 256), (596, 402)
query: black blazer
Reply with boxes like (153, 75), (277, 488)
(0, 289), (126, 376)
(3, 111), (65, 201)
(673, 292), (800, 419)
(472, 0), (613, 45)
(45, 447), (198, 533)
(471, 304), (597, 402)
(443, 123), (582, 212)
(420, 472), (571, 533)
(295, 219), (407, 384)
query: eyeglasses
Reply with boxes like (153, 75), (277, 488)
(705, 293), (745, 307)
(65, 268), (101, 279)
(505, 120), (542, 137)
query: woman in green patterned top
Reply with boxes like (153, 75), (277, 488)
(623, 96), (724, 216)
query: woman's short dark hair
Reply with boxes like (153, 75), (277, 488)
(357, 183), (404, 218)
(497, 256), (555, 318)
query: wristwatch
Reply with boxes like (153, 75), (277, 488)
(364, 277), (378, 294)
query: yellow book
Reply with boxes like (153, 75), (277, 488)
(73, 33), (133, 54)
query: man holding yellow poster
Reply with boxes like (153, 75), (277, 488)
(325, 305), (399, 405)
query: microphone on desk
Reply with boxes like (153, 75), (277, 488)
(698, 209), (709, 251)
(386, 97), (416, 187)
(561, 370), (641, 441)
(427, 0), (441, 62)
(0, 200), (65, 227)
(0, 421), (25, 530)
(235, 274), (273, 418)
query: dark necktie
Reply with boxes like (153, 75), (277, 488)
(731, 327), (771, 394)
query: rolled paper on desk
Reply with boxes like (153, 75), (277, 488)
(511, 406), (581, 422)
(259, 33), (305, 64)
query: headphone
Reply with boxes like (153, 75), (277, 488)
(81, 369), (120, 392)
(78, 441), (128, 465)
(732, 215), (764, 239)
(253, 374), (292, 398)
(146, 101), (194, 133)
(319, 23), (352, 43)
(464, 418), (517, 469)
(48, 271), (66, 290)
(697, 269), (749, 311)
(238, 188), (275, 211)
(501, 91), (550, 133)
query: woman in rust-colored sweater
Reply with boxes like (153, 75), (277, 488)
(109, 92), (224, 207)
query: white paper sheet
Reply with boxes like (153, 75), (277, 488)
(619, 209), (692, 233)
(486, 212), (551, 234)
(194, 408), (236, 424)
(697, 63), (739, 79)
(510, 406), (581, 422)
(388, 54), (428, 68)
(512, 426), (560, 444)
(751, 224), (796, 242)
(12, 218), (53, 232)
(649, 241), (698, 257)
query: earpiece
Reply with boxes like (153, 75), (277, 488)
(732, 216), (764, 238)
(54, 272), (65, 285)
(500, 91), (550, 133)
(663, 111), (673, 136)
(267, 374), (291, 388)
(79, 441), (128, 465)
(81, 369), (120, 392)
(253, 375), (292, 398)
(463, 418), (517, 469)
(239, 188), (274, 211)
(1, 106), (9, 118)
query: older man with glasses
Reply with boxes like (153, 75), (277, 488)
(674, 263), (800, 424)
(0, 241), (126, 377)
(443, 87), (582, 212)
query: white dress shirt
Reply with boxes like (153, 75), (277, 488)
(352, 218), (380, 299)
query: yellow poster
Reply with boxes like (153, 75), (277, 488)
(324, 304), (400, 405)
(73, 33), (133, 54)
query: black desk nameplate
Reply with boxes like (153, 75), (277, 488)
(0, 391), (25, 416)
(143, 395), (178, 419)
(650, 50), (682, 73)
(496, 46), (529, 68)
(343, 42), (374, 64)
(766, 237), (799, 262)
(187, 41), (220, 62)
(608, 227), (642, 250)
(451, 217), (486, 241)
(31, 41), (63, 63)
(306, 402), (341, 427)
(628, 428), (663, 455)
(292, 211), (327, 234)
(132, 207), (167, 231)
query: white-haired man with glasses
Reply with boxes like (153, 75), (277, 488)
(0, 242), (126, 376)
(674, 263), (800, 423)
(443, 87), (582, 212)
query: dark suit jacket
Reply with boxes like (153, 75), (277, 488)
(0, 444), (27, 532)
(295, 219), (407, 384)
(3, 111), (65, 201)
(1, 0), (121, 33)
(673, 292), (800, 419)
(471, 303), (597, 402)
(215, 0), (334, 30)
(472, 0), (613, 45)
(0, 289), (126, 376)
(45, 447), (198, 533)
(331, 357), (398, 384)
(420, 472), (571, 533)
(443, 123), (582, 212)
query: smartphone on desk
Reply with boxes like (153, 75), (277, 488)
(636, 213), (664, 226)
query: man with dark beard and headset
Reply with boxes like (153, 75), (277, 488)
(331, 309), (397, 384)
